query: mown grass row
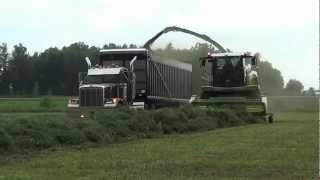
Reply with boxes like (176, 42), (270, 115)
(0, 105), (263, 154)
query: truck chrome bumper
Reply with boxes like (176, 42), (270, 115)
(130, 102), (145, 109)
(67, 104), (79, 108)
(104, 103), (117, 108)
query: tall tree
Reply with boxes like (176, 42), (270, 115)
(0, 43), (9, 94)
(7, 43), (34, 94)
(0, 43), (8, 74)
(35, 47), (64, 95)
(129, 44), (137, 48)
(284, 79), (304, 96)
(303, 87), (316, 96)
(259, 61), (284, 95)
(61, 42), (99, 95)
(122, 44), (128, 49)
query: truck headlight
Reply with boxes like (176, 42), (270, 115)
(112, 98), (117, 104)
(189, 95), (198, 103)
(69, 98), (79, 104)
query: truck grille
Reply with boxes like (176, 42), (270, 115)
(80, 87), (103, 107)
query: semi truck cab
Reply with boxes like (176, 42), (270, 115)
(83, 67), (132, 107)
(68, 48), (193, 111)
(68, 66), (135, 108)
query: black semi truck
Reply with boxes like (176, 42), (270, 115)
(68, 48), (192, 109)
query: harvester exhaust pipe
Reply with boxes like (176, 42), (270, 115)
(129, 56), (137, 100)
(85, 57), (92, 69)
(129, 56), (137, 72)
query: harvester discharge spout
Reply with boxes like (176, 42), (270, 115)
(143, 26), (227, 53)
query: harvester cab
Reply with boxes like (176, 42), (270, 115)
(192, 52), (273, 123)
(199, 52), (259, 89)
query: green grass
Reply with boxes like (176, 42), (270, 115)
(268, 96), (318, 112)
(0, 97), (67, 112)
(0, 111), (317, 179)
(0, 96), (317, 179)
(0, 96), (317, 113)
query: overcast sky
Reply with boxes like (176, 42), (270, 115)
(0, 0), (318, 89)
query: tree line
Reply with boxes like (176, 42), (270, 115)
(0, 42), (309, 96)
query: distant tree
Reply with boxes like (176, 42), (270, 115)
(0, 41), (292, 98)
(259, 61), (284, 95)
(0, 43), (9, 94)
(108, 43), (117, 49)
(32, 42), (99, 96)
(102, 44), (109, 49)
(303, 87), (316, 96)
(7, 43), (34, 94)
(307, 87), (316, 96)
(284, 79), (304, 96)
(129, 44), (137, 48)
(103, 43), (131, 49)
(165, 42), (174, 51)
(122, 44), (128, 49)
(61, 42), (98, 95)
(0, 43), (8, 74)
(32, 81), (39, 97)
(34, 47), (63, 95)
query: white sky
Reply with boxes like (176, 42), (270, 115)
(0, 0), (319, 89)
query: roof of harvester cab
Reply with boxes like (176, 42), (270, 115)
(208, 52), (253, 57)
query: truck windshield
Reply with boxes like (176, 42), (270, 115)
(85, 74), (125, 84)
(211, 57), (244, 87)
(214, 57), (242, 70)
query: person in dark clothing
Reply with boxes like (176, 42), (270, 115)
(233, 59), (244, 86)
(222, 60), (234, 86)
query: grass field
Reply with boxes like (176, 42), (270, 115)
(0, 96), (317, 113)
(0, 111), (317, 179)
(0, 96), (318, 179)
(268, 96), (318, 112)
(0, 97), (67, 112)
